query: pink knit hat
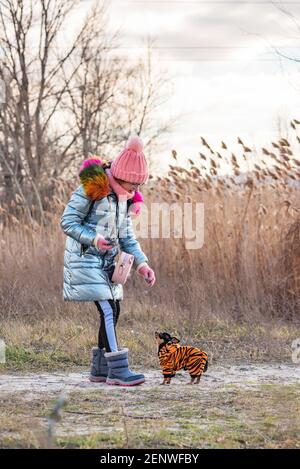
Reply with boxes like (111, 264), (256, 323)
(110, 136), (149, 184)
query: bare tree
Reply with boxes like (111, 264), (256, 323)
(0, 0), (178, 224)
(118, 35), (180, 173)
(0, 0), (90, 222)
(60, 33), (179, 176)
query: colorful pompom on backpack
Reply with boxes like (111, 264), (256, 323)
(78, 157), (110, 201)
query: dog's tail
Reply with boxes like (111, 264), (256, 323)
(201, 351), (209, 373)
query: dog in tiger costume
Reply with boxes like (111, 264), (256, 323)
(155, 331), (208, 385)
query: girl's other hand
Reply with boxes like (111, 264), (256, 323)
(137, 264), (156, 286)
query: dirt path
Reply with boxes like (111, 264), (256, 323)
(0, 362), (299, 448)
(0, 362), (299, 398)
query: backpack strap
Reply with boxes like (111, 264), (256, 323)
(80, 199), (96, 256)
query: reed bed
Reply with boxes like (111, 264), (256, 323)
(0, 127), (299, 366)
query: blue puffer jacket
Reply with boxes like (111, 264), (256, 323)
(60, 165), (148, 302)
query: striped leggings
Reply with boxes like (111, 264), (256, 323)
(94, 299), (120, 353)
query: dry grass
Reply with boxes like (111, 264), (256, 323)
(0, 128), (299, 367)
(1, 381), (299, 448)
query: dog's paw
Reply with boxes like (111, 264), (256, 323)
(160, 379), (171, 385)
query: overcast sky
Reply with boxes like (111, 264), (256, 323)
(77, 0), (300, 167)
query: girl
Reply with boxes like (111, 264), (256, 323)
(60, 136), (156, 386)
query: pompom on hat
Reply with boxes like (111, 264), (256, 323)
(110, 135), (149, 184)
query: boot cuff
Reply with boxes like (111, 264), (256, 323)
(92, 346), (101, 351)
(104, 348), (128, 358)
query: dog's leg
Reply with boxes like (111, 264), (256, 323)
(188, 375), (201, 384)
(187, 376), (195, 385)
(160, 377), (171, 385)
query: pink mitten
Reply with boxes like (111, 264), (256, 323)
(137, 263), (156, 286)
(129, 190), (144, 217)
(93, 234), (113, 250)
(129, 201), (143, 216)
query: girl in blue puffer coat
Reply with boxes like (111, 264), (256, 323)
(60, 136), (156, 386)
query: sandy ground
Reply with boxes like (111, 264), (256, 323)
(0, 362), (299, 445)
(1, 362), (299, 399)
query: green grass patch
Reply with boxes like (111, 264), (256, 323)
(1, 344), (80, 371)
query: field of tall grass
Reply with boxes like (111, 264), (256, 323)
(0, 129), (299, 370)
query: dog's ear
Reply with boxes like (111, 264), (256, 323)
(171, 337), (180, 344)
(161, 332), (172, 342)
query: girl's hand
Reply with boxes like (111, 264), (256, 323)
(137, 263), (156, 286)
(93, 234), (113, 250)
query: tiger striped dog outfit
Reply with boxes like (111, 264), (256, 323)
(158, 341), (208, 380)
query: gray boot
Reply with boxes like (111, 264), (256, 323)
(89, 347), (108, 382)
(104, 348), (145, 386)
